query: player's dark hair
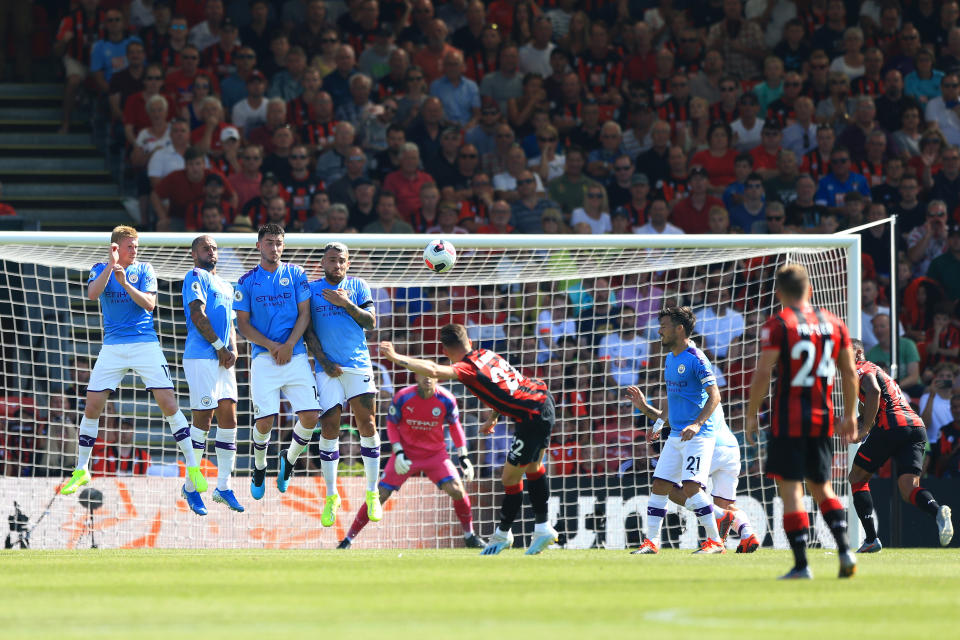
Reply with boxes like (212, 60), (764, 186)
(191, 233), (215, 251)
(851, 338), (864, 354)
(775, 263), (809, 299)
(184, 146), (204, 163)
(659, 306), (696, 337)
(258, 223), (285, 240)
(439, 323), (470, 349)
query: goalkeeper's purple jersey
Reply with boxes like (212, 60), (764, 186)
(88, 261), (158, 345)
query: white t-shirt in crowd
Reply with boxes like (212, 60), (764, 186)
(570, 208), (612, 234)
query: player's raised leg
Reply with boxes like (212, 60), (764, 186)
(317, 407), (342, 525)
(351, 392), (383, 521)
(61, 392), (108, 495)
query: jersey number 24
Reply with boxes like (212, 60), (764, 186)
(790, 339), (836, 387)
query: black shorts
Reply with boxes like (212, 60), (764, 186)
(765, 436), (833, 483)
(854, 426), (926, 477)
(506, 394), (555, 467)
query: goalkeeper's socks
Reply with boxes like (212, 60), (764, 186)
(359, 435), (381, 492)
(453, 496), (473, 534)
(498, 481), (524, 531)
(525, 465), (549, 524)
(852, 482), (879, 541)
(646, 493), (669, 547)
(909, 486), (941, 517)
(686, 492), (721, 540)
(347, 507), (369, 540)
(318, 437), (340, 494)
(285, 421), (313, 465)
(819, 497), (850, 554)
(166, 411), (197, 467)
(215, 427), (237, 491)
(783, 511), (810, 570)
(184, 426), (207, 491)
(733, 509), (755, 539)
(252, 429), (271, 470)
(76, 416), (99, 470)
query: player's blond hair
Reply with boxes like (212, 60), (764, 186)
(775, 263), (809, 300)
(110, 225), (138, 244)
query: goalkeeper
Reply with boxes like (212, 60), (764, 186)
(338, 373), (484, 549)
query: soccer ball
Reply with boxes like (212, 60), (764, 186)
(423, 239), (456, 273)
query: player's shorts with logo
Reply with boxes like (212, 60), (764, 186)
(506, 394), (556, 466)
(765, 436), (832, 483)
(183, 358), (238, 410)
(654, 434), (716, 487)
(87, 342), (174, 392)
(379, 449), (459, 490)
(854, 426), (926, 476)
(315, 367), (377, 414)
(709, 444), (741, 501)
(250, 352), (320, 419)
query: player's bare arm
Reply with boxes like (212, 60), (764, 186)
(480, 410), (500, 434)
(304, 327), (342, 377)
(189, 299), (236, 368)
(379, 341), (459, 380)
(272, 299), (312, 365)
(626, 386), (670, 442)
(837, 345), (859, 443)
(87, 243), (119, 300)
(322, 288), (376, 329)
(236, 309), (282, 355)
(746, 349), (780, 445)
(681, 383), (720, 441)
(859, 370), (881, 432)
(112, 265), (157, 313)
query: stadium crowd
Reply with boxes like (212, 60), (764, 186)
(3, 0), (960, 483)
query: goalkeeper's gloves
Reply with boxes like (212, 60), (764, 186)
(391, 442), (411, 475)
(457, 446), (475, 482)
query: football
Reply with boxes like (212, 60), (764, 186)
(423, 239), (456, 273)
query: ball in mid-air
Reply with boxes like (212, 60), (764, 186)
(423, 239), (457, 274)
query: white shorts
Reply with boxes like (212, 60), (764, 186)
(63, 55), (88, 78)
(183, 358), (239, 410)
(654, 435), (715, 488)
(709, 444), (741, 502)
(315, 368), (377, 413)
(250, 353), (320, 419)
(88, 342), (174, 392)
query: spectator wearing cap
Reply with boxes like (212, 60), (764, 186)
(925, 73), (960, 147)
(614, 174), (651, 229)
(152, 146), (237, 231)
(731, 93), (765, 152)
(928, 223), (960, 302)
(430, 51), (481, 127)
(383, 143), (435, 222)
(220, 47), (259, 111)
(728, 172), (767, 233)
(363, 191), (415, 233)
(528, 124), (566, 184)
(202, 16), (240, 79)
(427, 200), (470, 235)
(327, 146), (370, 209)
(907, 200), (951, 277)
(315, 122), (356, 185)
(231, 70), (268, 134)
(548, 146), (598, 214)
(815, 146), (871, 212)
(211, 125), (242, 176)
(189, 0), (226, 51)
(185, 173), (236, 231)
(229, 144), (264, 210)
(465, 98), (502, 157)
(610, 206), (634, 234)
(511, 170), (558, 233)
(480, 44), (524, 114)
(671, 167), (724, 234)
(749, 121), (784, 180)
(477, 200), (515, 234)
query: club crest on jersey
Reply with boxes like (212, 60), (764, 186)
(127, 272), (139, 284)
(253, 404), (260, 415)
(234, 290), (243, 301)
(192, 281), (202, 295)
(279, 277), (290, 286)
(388, 405), (397, 416)
(432, 407), (441, 417)
(677, 364), (686, 374)
(201, 395), (213, 407)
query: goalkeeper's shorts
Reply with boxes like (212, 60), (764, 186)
(379, 450), (458, 491)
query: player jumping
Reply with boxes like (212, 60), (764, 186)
(746, 264), (859, 580)
(380, 323), (559, 555)
(180, 235), (244, 515)
(627, 308), (726, 555)
(849, 339), (953, 552)
(61, 226), (207, 497)
(235, 223), (320, 500)
(337, 373), (485, 549)
(296, 241), (381, 526)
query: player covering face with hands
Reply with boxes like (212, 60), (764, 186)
(380, 323), (558, 555)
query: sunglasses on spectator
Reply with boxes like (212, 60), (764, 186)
(171, 24), (187, 31)
(944, 82), (960, 88)
(517, 178), (535, 185)
(107, 17), (122, 23)
(929, 211), (947, 217)
(349, 155), (365, 161)
(482, 109), (499, 115)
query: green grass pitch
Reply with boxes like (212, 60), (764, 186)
(0, 548), (953, 639)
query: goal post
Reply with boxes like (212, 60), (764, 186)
(0, 231), (861, 549)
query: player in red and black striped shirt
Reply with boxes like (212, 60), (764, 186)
(746, 264), (859, 579)
(848, 340), (954, 551)
(379, 323), (558, 555)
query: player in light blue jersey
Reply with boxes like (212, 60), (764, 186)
(60, 226), (207, 497)
(180, 235), (244, 515)
(235, 223), (320, 500)
(626, 306), (725, 554)
(300, 242), (382, 528)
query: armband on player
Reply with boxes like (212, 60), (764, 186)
(211, 338), (225, 350)
(651, 418), (666, 436)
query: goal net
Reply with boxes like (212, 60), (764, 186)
(0, 233), (860, 550)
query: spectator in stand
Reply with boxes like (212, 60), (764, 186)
(151, 146), (237, 231)
(815, 146), (871, 212)
(853, 47), (885, 97)
(929, 147), (960, 215)
(860, 277), (892, 352)
(689, 49), (725, 105)
(323, 43), (359, 106)
(729, 173), (767, 233)
(635, 197), (683, 235)
(426, 126), (464, 189)
(722, 153), (752, 210)
(476, 200), (515, 234)
(220, 46), (258, 110)
(383, 142), (435, 222)
(925, 303), (960, 368)
(800, 124), (835, 180)
(927, 394), (960, 478)
(282, 144), (325, 228)
(784, 174), (825, 230)
(229, 144), (264, 210)
(569, 183), (611, 235)
(906, 48), (945, 106)
(202, 16), (240, 80)
(406, 96), (446, 163)
(760, 201), (788, 234)
(750, 121), (785, 180)
(494, 145), (544, 202)
(240, 171), (284, 224)
(761, 149), (800, 205)
(510, 170), (556, 233)
(732, 92), (764, 152)
(691, 122), (738, 196)
(928, 225), (960, 302)
(710, 75), (742, 126)
(372, 124), (406, 181)
(907, 200), (951, 277)
(465, 98), (502, 159)
(707, 0), (765, 80)
(889, 174), (926, 234)
(336, 73), (377, 126)
(925, 73), (960, 147)
(315, 122), (356, 186)
(830, 26), (866, 81)
(362, 191), (415, 234)
(427, 200), (470, 235)
(867, 313), (922, 395)
(816, 71), (855, 127)
(189, 0), (226, 51)
(327, 147), (369, 210)
(197, 203), (225, 233)
(635, 120), (671, 188)
(410, 182), (441, 232)
(919, 363), (959, 443)
(598, 307), (648, 387)
(585, 122), (627, 182)
(185, 172), (235, 231)
(164, 45), (219, 110)
(753, 55), (785, 112)
(430, 51), (480, 128)
(108, 41), (147, 124)
(671, 167), (723, 234)
(877, 69), (921, 134)
(414, 19), (459, 84)
(519, 16), (555, 77)
(358, 98), (398, 154)
(707, 205), (731, 234)
(147, 118), (192, 186)
(268, 45), (308, 101)
(291, 0), (330, 59)
(350, 181), (378, 229)
(190, 96), (228, 155)
(130, 94), (172, 176)
(480, 44), (524, 114)
(696, 280), (745, 362)
(246, 97), (286, 151)
(123, 63), (172, 147)
(605, 156), (638, 211)
(837, 96), (889, 164)
(55, 0), (108, 134)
